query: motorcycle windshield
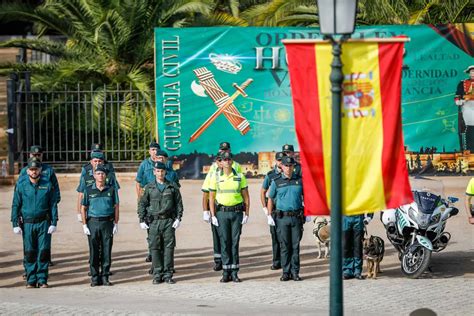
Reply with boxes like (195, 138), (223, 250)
(410, 178), (444, 214)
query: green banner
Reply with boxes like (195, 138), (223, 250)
(155, 25), (473, 156)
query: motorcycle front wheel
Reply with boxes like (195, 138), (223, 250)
(401, 245), (432, 279)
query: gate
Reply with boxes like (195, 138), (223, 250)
(7, 72), (154, 172)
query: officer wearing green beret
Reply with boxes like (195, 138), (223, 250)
(11, 158), (59, 288)
(267, 156), (308, 282)
(282, 144), (302, 177)
(209, 151), (250, 283)
(80, 165), (119, 287)
(202, 142), (242, 272)
(76, 145), (119, 223)
(138, 162), (184, 284)
(260, 151), (285, 270)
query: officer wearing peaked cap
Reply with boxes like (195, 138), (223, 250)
(209, 151), (249, 283)
(18, 146), (60, 270)
(138, 161), (184, 284)
(81, 164), (119, 286)
(267, 156), (309, 282)
(282, 144), (302, 177)
(261, 151), (285, 270)
(11, 157), (59, 288)
(76, 144), (119, 223)
(202, 142), (242, 272)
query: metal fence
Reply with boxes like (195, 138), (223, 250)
(7, 72), (154, 171)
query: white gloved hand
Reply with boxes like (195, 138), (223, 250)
(76, 213), (82, 222)
(305, 216), (312, 223)
(47, 225), (57, 234)
(203, 211), (211, 223)
(83, 224), (91, 235)
(211, 216), (219, 227)
(363, 216), (372, 225)
(140, 222), (149, 230)
(456, 99), (464, 106)
(113, 224), (118, 235)
(241, 214), (249, 225)
(172, 219), (180, 229)
(267, 215), (276, 226)
(13, 227), (22, 234)
(262, 207), (269, 216)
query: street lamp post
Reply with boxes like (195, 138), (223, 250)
(316, 1), (358, 315)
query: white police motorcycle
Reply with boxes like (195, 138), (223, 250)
(381, 178), (459, 278)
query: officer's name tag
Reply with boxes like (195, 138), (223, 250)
(39, 186), (48, 190)
(233, 177), (241, 181)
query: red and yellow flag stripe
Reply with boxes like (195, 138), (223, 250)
(285, 40), (412, 216)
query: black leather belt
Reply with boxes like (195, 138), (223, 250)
(23, 214), (49, 224)
(148, 214), (172, 222)
(217, 203), (244, 212)
(88, 216), (114, 221)
(277, 210), (303, 217)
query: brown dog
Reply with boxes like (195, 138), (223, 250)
(363, 235), (385, 279)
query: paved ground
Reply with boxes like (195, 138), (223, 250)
(1, 175), (473, 315)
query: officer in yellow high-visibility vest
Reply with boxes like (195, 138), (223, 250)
(209, 151), (250, 283)
(202, 142), (242, 272)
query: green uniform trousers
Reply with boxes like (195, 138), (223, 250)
(23, 221), (51, 285)
(270, 212), (281, 267)
(343, 215), (364, 277)
(149, 218), (175, 280)
(216, 211), (243, 277)
(276, 216), (302, 275)
(87, 218), (114, 283)
(211, 223), (222, 264)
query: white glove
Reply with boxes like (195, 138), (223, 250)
(241, 214), (249, 225)
(172, 219), (180, 229)
(203, 211), (211, 223)
(211, 216), (219, 227)
(363, 216), (372, 225)
(262, 207), (269, 216)
(83, 224), (91, 235)
(456, 99), (464, 106)
(305, 216), (312, 223)
(76, 213), (82, 222)
(267, 215), (276, 226)
(47, 225), (57, 234)
(13, 227), (22, 234)
(140, 222), (149, 230)
(113, 224), (118, 235)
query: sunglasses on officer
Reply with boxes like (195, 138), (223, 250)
(222, 158), (232, 162)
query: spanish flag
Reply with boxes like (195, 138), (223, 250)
(284, 39), (413, 216)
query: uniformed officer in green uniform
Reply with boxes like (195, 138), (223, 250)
(156, 150), (180, 186)
(202, 142), (242, 271)
(136, 141), (164, 263)
(76, 147), (119, 222)
(11, 158), (59, 288)
(81, 165), (119, 287)
(18, 145), (60, 270)
(267, 156), (308, 281)
(138, 162), (184, 284)
(261, 151), (285, 270)
(342, 213), (373, 280)
(209, 151), (250, 283)
(282, 144), (302, 177)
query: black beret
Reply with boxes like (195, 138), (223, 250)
(156, 150), (168, 157)
(94, 165), (108, 174)
(149, 141), (161, 149)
